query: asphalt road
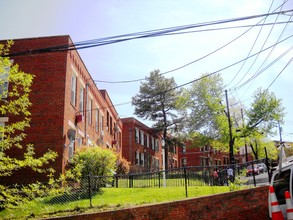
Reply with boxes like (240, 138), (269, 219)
(241, 172), (270, 185)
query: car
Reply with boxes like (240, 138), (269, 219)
(246, 165), (260, 176)
(256, 163), (267, 173)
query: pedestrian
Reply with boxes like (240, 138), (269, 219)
(227, 167), (234, 183)
(213, 168), (219, 185)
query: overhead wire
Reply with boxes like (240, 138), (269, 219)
(95, 21), (293, 84)
(265, 56), (293, 91)
(2, 9), (293, 59)
(146, 34), (293, 98)
(225, 0), (277, 87)
(80, 34), (293, 113)
(232, 11), (293, 93)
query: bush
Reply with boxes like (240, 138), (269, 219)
(67, 146), (117, 190)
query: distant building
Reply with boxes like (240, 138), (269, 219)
(178, 141), (243, 167)
(121, 117), (179, 173)
(0, 35), (122, 184)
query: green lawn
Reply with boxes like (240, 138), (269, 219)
(0, 185), (239, 219)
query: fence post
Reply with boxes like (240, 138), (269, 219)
(115, 175), (118, 188)
(88, 173), (93, 208)
(184, 167), (188, 198)
(158, 171), (161, 188)
(129, 174), (133, 188)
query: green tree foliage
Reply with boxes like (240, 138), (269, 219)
(186, 73), (232, 148)
(244, 88), (285, 136)
(186, 73), (284, 160)
(132, 70), (184, 168)
(240, 88), (285, 159)
(0, 41), (57, 209)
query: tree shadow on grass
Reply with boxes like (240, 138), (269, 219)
(43, 188), (104, 205)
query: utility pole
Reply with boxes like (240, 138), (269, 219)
(225, 90), (235, 165)
(278, 121), (284, 173)
(241, 108), (248, 162)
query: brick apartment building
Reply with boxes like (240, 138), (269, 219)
(0, 35), (122, 183)
(0, 35), (252, 184)
(121, 117), (179, 173)
(178, 142), (246, 167)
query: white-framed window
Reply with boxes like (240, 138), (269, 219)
(135, 151), (140, 165)
(135, 128), (139, 143)
(77, 137), (82, 147)
(155, 138), (159, 152)
(146, 134), (149, 148)
(0, 69), (9, 99)
(79, 87), (84, 115)
(151, 137), (155, 150)
(182, 145), (186, 153)
(95, 109), (99, 133)
(100, 115), (104, 134)
(68, 141), (74, 162)
(140, 152), (144, 166)
(70, 73), (77, 106)
(182, 158), (187, 167)
(87, 96), (92, 125)
(140, 131), (144, 146)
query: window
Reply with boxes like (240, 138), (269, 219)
(140, 131), (144, 146)
(100, 115), (104, 134)
(182, 158), (187, 167)
(151, 137), (155, 150)
(182, 145), (186, 153)
(79, 87), (84, 115)
(87, 97), (92, 125)
(110, 116), (113, 135)
(135, 128), (139, 143)
(0, 64), (10, 99)
(95, 109), (99, 133)
(155, 138), (159, 152)
(135, 151), (139, 165)
(70, 74), (77, 106)
(140, 153), (144, 166)
(106, 111), (109, 131)
(146, 134), (149, 148)
(68, 141), (74, 161)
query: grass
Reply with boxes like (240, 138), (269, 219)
(0, 185), (238, 219)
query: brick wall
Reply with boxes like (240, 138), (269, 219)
(52, 186), (270, 220)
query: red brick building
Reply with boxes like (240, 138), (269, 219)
(178, 141), (245, 167)
(121, 117), (179, 173)
(0, 35), (122, 183)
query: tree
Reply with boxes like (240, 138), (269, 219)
(186, 73), (233, 148)
(241, 88), (285, 160)
(0, 41), (57, 209)
(244, 88), (285, 136)
(132, 70), (184, 169)
(186, 73), (284, 162)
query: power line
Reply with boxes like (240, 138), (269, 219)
(225, 0), (278, 87)
(162, 34), (293, 95)
(265, 56), (293, 91)
(2, 9), (293, 58)
(95, 22), (293, 84)
(229, 2), (292, 88)
(232, 14), (293, 96)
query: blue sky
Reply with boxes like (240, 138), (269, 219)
(0, 0), (292, 142)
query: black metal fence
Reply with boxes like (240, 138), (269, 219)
(0, 160), (271, 219)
